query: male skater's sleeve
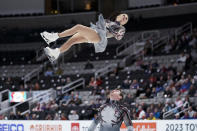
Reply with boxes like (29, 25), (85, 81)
(123, 107), (133, 131)
(88, 117), (100, 131)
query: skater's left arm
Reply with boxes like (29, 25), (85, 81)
(123, 107), (133, 131)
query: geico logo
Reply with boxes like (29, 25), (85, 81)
(71, 126), (79, 131)
(30, 124), (62, 131)
(0, 124), (24, 131)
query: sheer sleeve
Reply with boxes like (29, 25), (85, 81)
(122, 107), (133, 131)
(88, 118), (100, 131)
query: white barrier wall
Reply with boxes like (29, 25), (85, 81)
(0, 120), (196, 131)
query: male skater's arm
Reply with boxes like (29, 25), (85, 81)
(88, 116), (100, 131)
(123, 107), (133, 131)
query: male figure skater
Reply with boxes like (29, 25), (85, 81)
(88, 89), (133, 131)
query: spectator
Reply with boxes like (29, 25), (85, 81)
(124, 94), (134, 104)
(97, 77), (103, 86)
(162, 99), (172, 112)
(41, 102), (47, 111)
(5, 77), (13, 86)
(164, 43), (172, 54)
(55, 66), (63, 75)
(130, 79), (139, 89)
(144, 39), (153, 55)
(175, 96), (183, 107)
(137, 106), (146, 120)
(66, 77), (72, 84)
(9, 112), (16, 120)
(147, 113), (156, 120)
(31, 114), (37, 120)
(60, 113), (67, 120)
(151, 87), (157, 98)
(74, 94), (82, 105)
(122, 79), (130, 89)
(32, 103), (42, 112)
(188, 85), (196, 97)
(183, 96), (190, 108)
(153, 108), (160, 119)
(50, 100), (58, 111)
(175, 113), (180, 119)
(19, 84), (24, 91)
(44, 67), (53, 77)
(34, 82), (40, 90)
(189, 35), (196, 47)
(24, 113), (31, 120)
(16, 111), (24, 120)
(182, 111), (190, 119)
(53, 113), (59, 120)
(145, 88), (152, 98)
(191, 112), (197, 119)
(84, 60), (94, 69)
(45, 114), (53, 120)
(0, 115), (5, 120)
(68, 110), (79, 120)
(191, 46), (197, 63)
(145, 107), (151, 118)
(177, 53), (187, 63)
(188, 106), (195, 118)
(88, 77), (97, 88)
(180, 78), (191, 92)
(109, 68), (119, 77)
(166, 75), (174, 87)
(184, 54), (192, 71)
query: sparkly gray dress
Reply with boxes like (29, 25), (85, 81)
(90, 14), (125, 53)
(88, 100), (133, 131)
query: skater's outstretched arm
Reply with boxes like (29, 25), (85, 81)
(88, 117), (100, 131)
(123, 107), (133, 131)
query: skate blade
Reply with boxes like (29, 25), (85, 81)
(44, 48), (56, 63)
(40, 33), (50, 45)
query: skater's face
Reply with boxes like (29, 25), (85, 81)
(110, 90), (122, 101)
(116, 14), (128, 25)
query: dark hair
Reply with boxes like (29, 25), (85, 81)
(108, 11), (122, 21)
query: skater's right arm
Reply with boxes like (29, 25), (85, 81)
(88, 117), (100, 131)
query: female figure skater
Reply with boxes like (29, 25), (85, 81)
(40, 13), (129, 62)
(88, 89), (133, 131)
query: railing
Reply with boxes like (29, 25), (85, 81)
(116, 33), (142, 56)
(0, 89), (9, 102)
(0, 89), (9, 110)
(175, 22), (192, 41)
(141, 30), (160, 40)
(94, 63), (117, 79)
(116, 30), (160, 56)
(163, 104), (189, 119)
(152, 35), (170, 51)
(23, 61), (48, 86)
(61, 78), (85, 94)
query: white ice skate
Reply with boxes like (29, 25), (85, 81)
(40, 31), (59, 45)
(44, 47), (60, 63)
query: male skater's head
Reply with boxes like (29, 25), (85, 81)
(109, 89), (123, 101)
